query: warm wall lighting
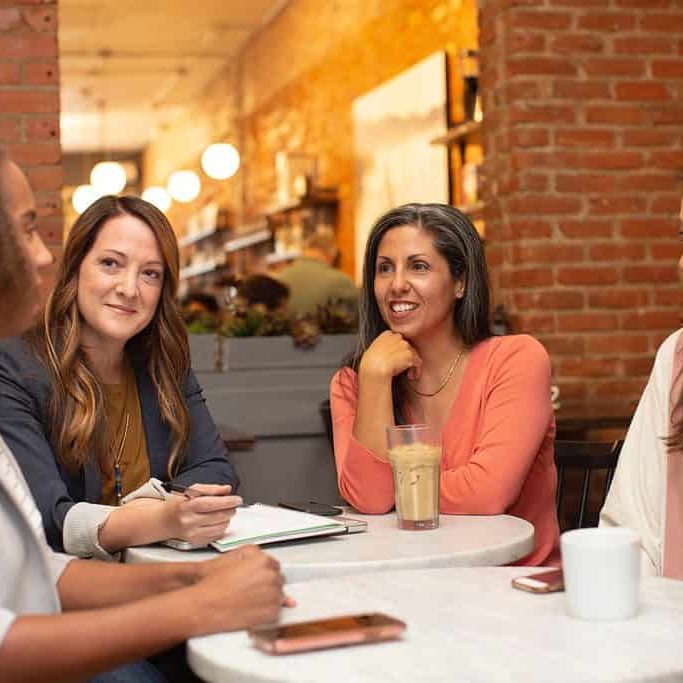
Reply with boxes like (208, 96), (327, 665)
(72, 185), (102, 214)
(167, 170), (201, 203)
(142, 186), (172, 212)
(90, 161), (127, 195)
(201, 143), (240, 180)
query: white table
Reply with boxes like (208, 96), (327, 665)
(125, 513), (534, 583)
(188, 567), (683, 683)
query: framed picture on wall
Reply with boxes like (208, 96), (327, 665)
(352, 51), (449, 282)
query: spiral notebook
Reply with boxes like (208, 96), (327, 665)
(208, 503), (348, 552)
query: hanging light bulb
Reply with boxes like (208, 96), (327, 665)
(72, 185), (103, 214)
(90, 161), (127, 195)
(201, 143), (240, 180)
(167, 170), (201, 203)
(142, 186), (172, 213)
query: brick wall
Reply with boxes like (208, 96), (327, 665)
(143, 0), (479, 278)
(480, 0), (683, 418)
(0, 0), (63, 250)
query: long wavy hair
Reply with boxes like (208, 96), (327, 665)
(30, 195), (190, 476)
(345, 203), (491, 423)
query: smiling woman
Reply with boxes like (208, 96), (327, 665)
(330, 203), (560, 566)
(0, 195), (241, 559)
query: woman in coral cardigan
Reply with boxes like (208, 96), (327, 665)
(330, 203), (559, 565)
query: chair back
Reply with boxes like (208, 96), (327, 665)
(555, 439), (624, 530)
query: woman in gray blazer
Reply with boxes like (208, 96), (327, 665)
(0, 154), (287, 683)
(0, 194), (240, 559)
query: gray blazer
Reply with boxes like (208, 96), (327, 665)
(0, 337), (239, 554)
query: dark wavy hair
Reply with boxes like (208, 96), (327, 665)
(345, 203), (491, 422)
(30, 195), (190, 476)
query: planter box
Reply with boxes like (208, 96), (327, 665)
(189, 334), (356, 505)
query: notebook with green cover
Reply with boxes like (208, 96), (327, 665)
(209, 503), (348, 552)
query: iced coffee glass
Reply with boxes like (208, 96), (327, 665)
(386, 424), (441, 530)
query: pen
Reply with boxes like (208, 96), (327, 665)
(162, 482), (247, 506)
(162, 482), (205, 499)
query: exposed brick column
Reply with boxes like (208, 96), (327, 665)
(0, 1), (63, 251)
(479, 0), (683, 419)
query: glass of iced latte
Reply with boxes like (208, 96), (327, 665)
(386, 424), (441, 530)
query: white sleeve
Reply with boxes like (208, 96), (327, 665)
(63, 502), (119, 562)
(599, 330), (678, 575)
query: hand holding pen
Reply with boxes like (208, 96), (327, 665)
(162, 482), (243, 546)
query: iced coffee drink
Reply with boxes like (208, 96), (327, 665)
(386, 425), (441, 530)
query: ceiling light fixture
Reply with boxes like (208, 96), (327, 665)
(201, 143), (240, 180)
(72, 184), (103, 214)
(90, 160), (127, 195)
(167, 170), (201, 203)
(142, 186), (172, 212)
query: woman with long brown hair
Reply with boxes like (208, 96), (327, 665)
(0, 151), (287, 683)
(0, 194), (240, 559)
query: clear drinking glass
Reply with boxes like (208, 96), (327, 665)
(386, 424), (441, 530)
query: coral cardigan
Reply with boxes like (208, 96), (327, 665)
(330, 334), (560, 566)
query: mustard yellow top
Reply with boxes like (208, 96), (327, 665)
(101, 362), (150, 505)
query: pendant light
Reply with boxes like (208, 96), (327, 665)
(167, 170), (201, 203)
(201, 143), (240, 180)
(142, 186), (172, 212)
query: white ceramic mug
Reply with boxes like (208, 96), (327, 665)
(561, 527), (640, 621)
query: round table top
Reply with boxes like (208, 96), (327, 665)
(188, 567), (683, 683)
(125, 512), (534, 583)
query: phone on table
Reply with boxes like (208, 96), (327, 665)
(249, 612), (406, 655)
(279, 501), (343, 517)
(511, 568), (564, 594)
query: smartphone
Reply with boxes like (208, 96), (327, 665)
(511, 568), (564, 594)
(279, 501), (343, 517)
(249, 612), (406, 655)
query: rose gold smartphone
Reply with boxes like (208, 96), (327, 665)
(511, 568), (564, 594)
(248, 612), (406, 655)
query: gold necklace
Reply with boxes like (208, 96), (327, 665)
(410, 348), (465, 398)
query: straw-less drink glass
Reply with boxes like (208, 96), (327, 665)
(386, 424), (441, 530)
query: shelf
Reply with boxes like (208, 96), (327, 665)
(266, 192), (338, 217)
(456, 200), (486, 218)
(264, 250), (301, 265)
(179, 226), (219, 248)
(179, 259), (226, 280)
(223, 228), (272, 254)
(431, 120), (482, 146)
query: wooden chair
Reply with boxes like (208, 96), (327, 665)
(554, 439), (624, 531)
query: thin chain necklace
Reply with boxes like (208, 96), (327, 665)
(113, 412), (130, 505)
(410, 347), (465, 398)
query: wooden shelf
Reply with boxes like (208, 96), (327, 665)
(431, 120), (482, 146)
(179, 226), (219, 248)
(223, 228), (272, 253)
(180, 259), (227, 280)
(266, 191), (338, 217)
(264, 250), (301, 265)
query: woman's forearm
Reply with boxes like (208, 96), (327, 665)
(352, 370), (395, 459)
(57, 558), (204, 610)
(96, 499), (173, 553)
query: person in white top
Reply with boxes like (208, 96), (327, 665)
(0, 150), (289, 682)
(600, 196), (683, 580)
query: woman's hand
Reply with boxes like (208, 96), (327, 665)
(162, 484), (242, 547)
(359, 330), (422, 382)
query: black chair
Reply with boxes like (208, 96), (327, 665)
(319, 398), (334, 451)
(554, 439), (624, 530)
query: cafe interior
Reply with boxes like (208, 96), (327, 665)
(3, 0), (683, 680)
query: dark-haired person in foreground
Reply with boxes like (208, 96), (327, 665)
(600, 195), (683, 579)
(0, 155), (288, 683)
(330, 203), (559, 566)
